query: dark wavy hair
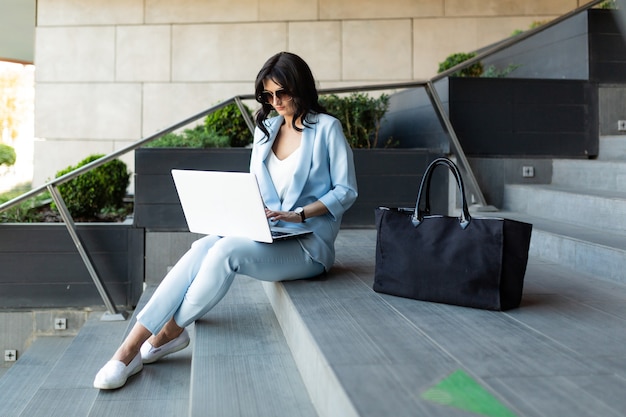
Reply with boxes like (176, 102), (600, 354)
(254, 52), (328, 140)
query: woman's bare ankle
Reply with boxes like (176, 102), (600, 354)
(150, 326), (184, 348)
(111, 346), (139, 365)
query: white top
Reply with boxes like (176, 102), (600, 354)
(266, 146), (302, 202)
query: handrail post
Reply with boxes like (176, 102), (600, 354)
(47, 185), (128, 321)
(234, 96), (256, 134)
(424, 81), (490, 208)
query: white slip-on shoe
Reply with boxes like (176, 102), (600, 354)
(93, 353), (143, 390)
(141, 328), (190, 364)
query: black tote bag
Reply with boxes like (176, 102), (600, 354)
(373, 157), (532, 310)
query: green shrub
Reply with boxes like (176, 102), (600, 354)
(203, 102), (253, 147)
(148, 127), (231, 148)
(319, 93), (393, 148)
(482, 64), (520, 78)
(146, 103), (253, 148)
(55, 154), (130, 218)
(598, 0), (617, 9)
(512, 19), (550, 36)
(0, 143), (16, 167)
(0, 184), (51, 223)
(438, 52), (484, 77)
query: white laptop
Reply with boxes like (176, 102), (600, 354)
(171, 169), (311, 243)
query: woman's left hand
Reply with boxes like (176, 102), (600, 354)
(265, 208), (302, 223)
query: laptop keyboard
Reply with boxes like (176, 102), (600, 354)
(271, 230), (290, 237)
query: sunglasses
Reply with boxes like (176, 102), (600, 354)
(258, 89), (293, 104)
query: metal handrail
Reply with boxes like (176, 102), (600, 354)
(0, 0), (607, 319)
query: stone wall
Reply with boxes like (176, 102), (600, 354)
(33, 0), (585, 188)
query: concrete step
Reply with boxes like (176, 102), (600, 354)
(4, 229), (626, 417)
(552, 159), (626, 193)
(0, 312), (129, 417)
(87, 286), (193, 417)
(502, 184), (626, 234)
(0, 337), (73, 417)
(265, 230), (626, 417)
(598, 135), (626, 161)
(190, 276), (317, 417)
(480, 211), (626, 285)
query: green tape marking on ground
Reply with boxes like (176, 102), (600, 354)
(422, 369), (518, 417)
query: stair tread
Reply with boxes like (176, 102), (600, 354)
(190, 276), (317, 417)
(478, 210), (626, 250)
(506, 183), (626, 199)
(0, 337), (73, 417)
(266, 229), (626, 417)
(88, 286), (193, 417)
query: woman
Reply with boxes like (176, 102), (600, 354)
(94, 51), (358, 390)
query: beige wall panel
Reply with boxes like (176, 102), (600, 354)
(320, 0), (444, 19)
(116, 26), (172, 82)
(37, 0), (144, 26)
(444, 0), (578, 17)
(413, 18), (481, 77)
(288, 22), (342, 81)
(32, 140), (120, 187)
(141, 83), (255, 136)
(477, 17), (557, 46)
(35, 84), (142, 140)
(35, 27), (115, 82)
(145, 0), (258, 23)
(342, 20), (413, 81)
(260, 0), (319, 21)
(172, 23), (287, 82)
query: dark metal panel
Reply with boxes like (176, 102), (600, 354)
(481, 11), (590, 80)
(0, 224), (144, 308)
(135, 202), (188, 231)
(448, 78), (598, 157)
(0, 224), (133, 252)
(379, 84), (449, 151)
(134, 174), (179, 204)
(0, 282), (132, 309)
(134, 148), (251, 174)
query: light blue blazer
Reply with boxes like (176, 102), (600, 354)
(249, 113), (358, 271)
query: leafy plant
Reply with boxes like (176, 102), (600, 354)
(0, 184), (52, 223)
(203, 102), (253, 147)
(482, 64), (520, 78)
(598, 0), (617, 8)
(55, 154), (130, 219)
(319, 93), (393, 148)
(148, 127), (231, 148)
(512, 19), (550, 36)
(146, 103), (253, 148)
(438, 52), (484, 77)
(0, 143), (16, 167)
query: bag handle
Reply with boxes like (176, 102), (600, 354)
(411, 157), (471, 229)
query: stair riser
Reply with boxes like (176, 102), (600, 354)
(598, 136), (626, 161)
(263, 281), (359, 417)
(552, 161), (626, 193)
(504, 186), (626, 233)
(529, 229), (626, 285)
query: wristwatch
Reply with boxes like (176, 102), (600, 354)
(294, 207), (306, 223)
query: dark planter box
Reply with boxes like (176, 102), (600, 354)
(0, 221), (144, 309)
(380, 77), (598, 158)
(448, 77), (598, 157)
(134, 148), (446, 230)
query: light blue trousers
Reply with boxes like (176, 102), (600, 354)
(136, 235), (324, 335)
